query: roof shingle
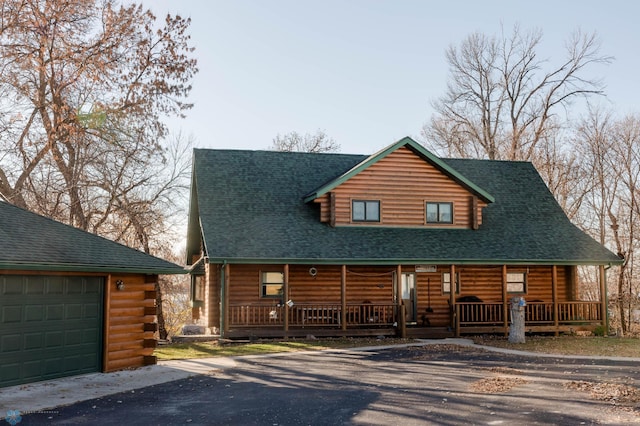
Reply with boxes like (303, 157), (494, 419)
(0, 201), (185, 274)
(187, 144), (622, 266)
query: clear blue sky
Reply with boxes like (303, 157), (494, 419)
(145, 0), (640, 154)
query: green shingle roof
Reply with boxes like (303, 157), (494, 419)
(186, 140), (622, 266)
(0, 201), (185, 274)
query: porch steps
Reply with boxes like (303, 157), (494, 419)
(405, 327), (454, 339)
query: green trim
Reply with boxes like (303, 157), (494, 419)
(0, 262), (186, 274)
(204, 257), (623, 267)
(303, 137), (495, 204)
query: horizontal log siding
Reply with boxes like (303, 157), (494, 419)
(415, 266), (569, 327)
(205, 262), (221, 331)
(343, 266), (395, 303)
(448, 265), (568, 302)
(228, 265), (396, 306)
(105, 274), (157, 372)
(224, 264), (574, 329)
(414, 272), (450, 327)
(316, 147), (487, 227)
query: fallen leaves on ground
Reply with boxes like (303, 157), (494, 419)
(483, 366), (524, 375)
(565, 381), (640, 405)
(470, 376), (528, 393)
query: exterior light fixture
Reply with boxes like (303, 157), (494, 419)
(116, 280), (125, 291)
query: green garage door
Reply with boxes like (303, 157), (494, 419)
(0, 275), (103, 388)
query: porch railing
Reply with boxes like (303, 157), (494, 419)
(228, 301), (602, 329)
(228, 303), (396, 327)
(229, 304), (285, 326)
(457, 301), (602, 326)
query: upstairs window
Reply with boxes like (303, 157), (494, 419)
(506, 272), (527, 293)
(261, 272), (284, 298)
(352, 200), (380, 222)
(426, 202), (453, 224)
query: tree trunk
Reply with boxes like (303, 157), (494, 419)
(509, 297), (526, 343)
(155, 282), (168, 340)
(617, 267), (627, 335)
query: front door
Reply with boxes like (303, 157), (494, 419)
(401, 273), (417, 324)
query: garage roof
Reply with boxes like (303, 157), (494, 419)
(0, 201), (185, 274)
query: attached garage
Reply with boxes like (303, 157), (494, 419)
(0, 276), (103, 387)
(0, 201), (184, 388)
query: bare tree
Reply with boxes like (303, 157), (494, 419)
(422, 25), (612, 162)
(576, 108), (640, 335)
(155, 249), (191, 339)
(0, 0), (197, 338)
(270, 129), (340, 153)
(0, 0), (197, 249)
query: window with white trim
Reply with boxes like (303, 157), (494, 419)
(506, 272), (526, 293)
(442, 272), (460, 294)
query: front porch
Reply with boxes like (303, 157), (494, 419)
(206, 263), (610, 339)
(224, 300), (605, 339)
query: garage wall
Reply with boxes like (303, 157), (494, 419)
(104, 274), (158, 372)
(0, 272), (159, 388)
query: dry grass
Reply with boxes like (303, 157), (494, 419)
(155, 335), (640, 361)
(155, 337), (412, 361)
(472, 335), (640, 357)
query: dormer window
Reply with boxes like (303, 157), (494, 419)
(352, 200), (380, 222)
(426, 202), (453, 224)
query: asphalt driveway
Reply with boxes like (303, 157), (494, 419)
(14, 341), (640, 425)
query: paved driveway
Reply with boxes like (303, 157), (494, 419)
(16, 342), (640, 425)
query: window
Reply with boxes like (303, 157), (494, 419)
(191, 275), (205, 308)
(506, 272), (526, 293)
(442, 272), (460, 294)
(352, 200), (380, 222)
(426, 202), (453, 224)
(261, 271), (284, 298)
(193, 276), (205, 302)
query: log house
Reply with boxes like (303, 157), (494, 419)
(186, 137), (623, 339)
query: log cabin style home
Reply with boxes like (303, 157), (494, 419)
(186, 137), (623, 339)
(0, 201), (185, 388)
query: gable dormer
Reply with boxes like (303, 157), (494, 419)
(304, 137), (494, 229)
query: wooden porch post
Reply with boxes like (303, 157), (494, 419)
(283, 264), (289, 335)
(450, 264), (456, 335)
(341, 265), (347, 331)
(222, 263), (230, 337)
(396, 264), (406, 338)
(599, 265), (607, 331)
(502, 265), (508, 337)
(552, 265), (559, 336)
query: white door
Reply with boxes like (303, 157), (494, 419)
(401, 273), (417, 323)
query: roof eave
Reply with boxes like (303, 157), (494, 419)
(204, 257), (623, 267)
(0, 262), (188, 275)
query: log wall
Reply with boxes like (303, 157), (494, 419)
(414, 265), (570, 327)
(224, 263), (573, 329)
(104, 273), (158, 372)
(227, 265), (397, 306)
(314, 147), (488, 228)
(204, 263), (221, 332)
